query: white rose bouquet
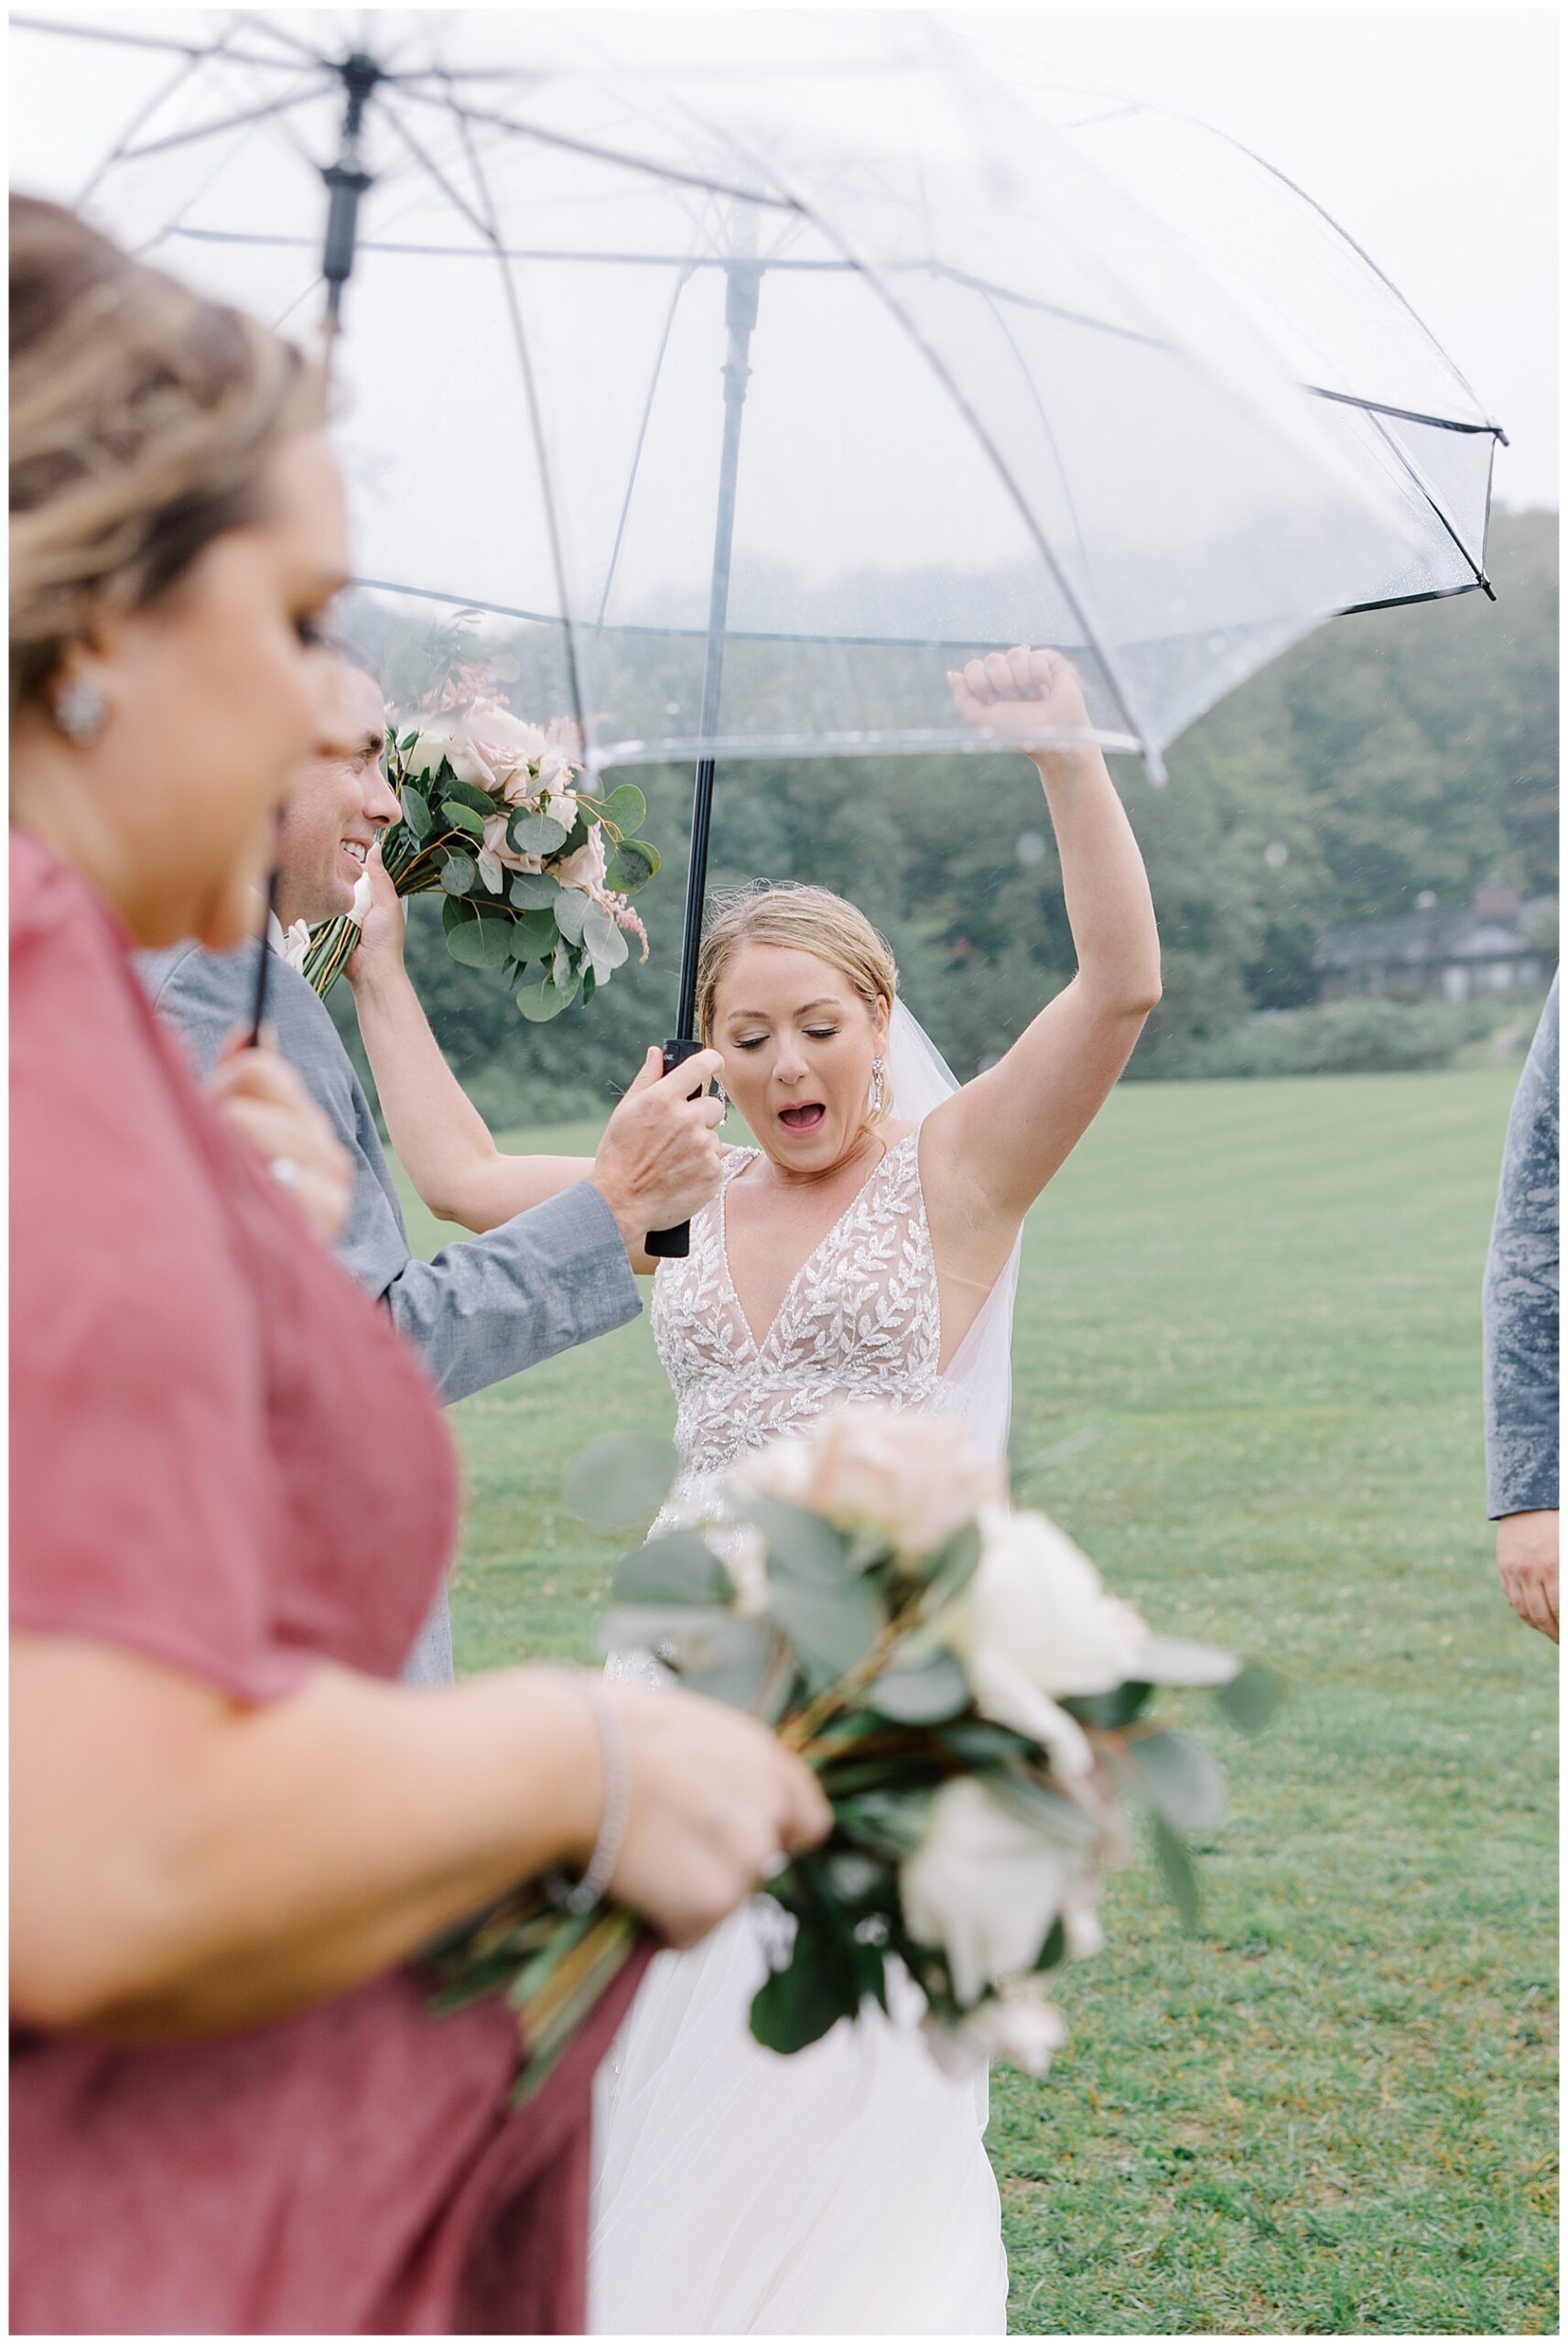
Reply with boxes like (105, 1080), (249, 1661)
(298, 660), (658, 1023)
(425, 1405), (1280, 2100)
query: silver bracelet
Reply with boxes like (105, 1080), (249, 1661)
(545, 1681), (632, 1916)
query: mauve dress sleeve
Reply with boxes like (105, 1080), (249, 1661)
(9, 858), (304, 1702)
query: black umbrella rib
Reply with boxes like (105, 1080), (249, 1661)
(1174, 115), (1505, 437)
(1360, 407), (1495, 598)
(1303, 385), (1505, 440)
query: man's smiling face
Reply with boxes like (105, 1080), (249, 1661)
(274, 654), (400, 929)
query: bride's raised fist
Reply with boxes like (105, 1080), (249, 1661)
(947, 644), (1092, 748)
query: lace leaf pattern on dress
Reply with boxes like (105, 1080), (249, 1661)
(650, 1133), (943, 1500)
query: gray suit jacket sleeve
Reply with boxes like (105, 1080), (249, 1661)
(136, 939), (643, 1407)
(1482, 975), (1560, 1519)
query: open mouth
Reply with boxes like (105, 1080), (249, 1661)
(341, 840), (369, 866)
(778, 1102), (827, 1134)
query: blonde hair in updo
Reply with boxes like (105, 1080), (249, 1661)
(9, 194), (324, 720)
(697, 883), (900, 1124)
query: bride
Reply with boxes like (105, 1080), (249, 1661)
(350, 648), (1161, 2332)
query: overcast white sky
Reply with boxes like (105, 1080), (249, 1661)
(961, 7), (1557, 508)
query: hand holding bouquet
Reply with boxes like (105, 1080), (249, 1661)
(298, 662), (659, 1023)
(427, 1405), (1280, 2100)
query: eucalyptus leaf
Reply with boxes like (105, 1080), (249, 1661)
(743, 1496), (853, 1587)
(401, 787), (432, 840)
(506, 908), (561, 962)
(439, 850), (477, 895)
(1152, 1811), (1202, 1933)
(612, 1528), (730, 1607)
(583, 904), (630, 972)
(1129, 1728), (1228, 1834)
(1063, 1681), (1154, 1731)
(750, 1926), (862, 2055)
(515, 971), (579, 1023)
(1213, 1661), (1285, 1736)
(987, 1766), (1100, 1847)
(770, 1571), (883, 1693)
(835, 1790), (934, 1859)
(681, 1612), (776, 1713)
(919, 1520), (983, 1604)
(601, 781), (647, 832)
(561, 1433), (676, 1531)
(939, 1718), (1036, 1766)
(508, 808), (569, 857)
(597, 1603), (729, 1658)
(580, 966), (597, 1005)
(441, 798), (488, 841)
(445, 910), (514, 970)
(442, 775), (499, 819)
(606, 839), (659, 895)
(864, 1648), (971, 1724)
(509, 870), (560, 910)
(554, 887), (589, 944)
(1033, 1916), (1068, 1972)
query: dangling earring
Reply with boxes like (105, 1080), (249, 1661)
(52, 674), (108, 745)
(713, 1082), (730, 1129)
(869, 1057), (886, 1117)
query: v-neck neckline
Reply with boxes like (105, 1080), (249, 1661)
(717, 1132), (916, 1360)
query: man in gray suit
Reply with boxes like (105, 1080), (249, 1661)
(141, 647), (723, 1683)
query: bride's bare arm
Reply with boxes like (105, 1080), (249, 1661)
(346, 846), (592, 1228)
(923, 650), (1161, 1271)
(347, 844), (725, 1264)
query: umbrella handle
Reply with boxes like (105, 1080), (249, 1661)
(643, 1037), (709, 1260)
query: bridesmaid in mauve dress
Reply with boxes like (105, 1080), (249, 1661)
(8, 195), (826, 2337)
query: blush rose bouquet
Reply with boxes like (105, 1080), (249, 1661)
(298, 662), (658, 1023)
(426, 1405), (1281, 2102)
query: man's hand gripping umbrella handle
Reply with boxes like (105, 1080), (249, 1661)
(643, 1038), (709, 1259)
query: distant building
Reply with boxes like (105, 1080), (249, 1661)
(1313, 885), (1557, 1005)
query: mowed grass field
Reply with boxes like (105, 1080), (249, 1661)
(392, 1065), (1557, 2335)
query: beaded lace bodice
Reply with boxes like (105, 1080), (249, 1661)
(651, 1131), (943, 1496)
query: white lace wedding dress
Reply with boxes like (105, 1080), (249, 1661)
(589, 1118), (1014, 2336)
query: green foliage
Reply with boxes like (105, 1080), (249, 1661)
(560, 1432), (676, 1532)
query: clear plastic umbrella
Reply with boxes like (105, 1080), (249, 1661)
(11, 8), (1502, 1040)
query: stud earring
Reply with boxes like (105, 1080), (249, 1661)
(52, 675), (108, 745)
(869, 1056), (886, 1116)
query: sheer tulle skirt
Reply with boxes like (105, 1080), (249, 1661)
(588, 1897), (1008, 2335)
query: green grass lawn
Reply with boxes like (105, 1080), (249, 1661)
(392, 1066), (1557, 2335)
